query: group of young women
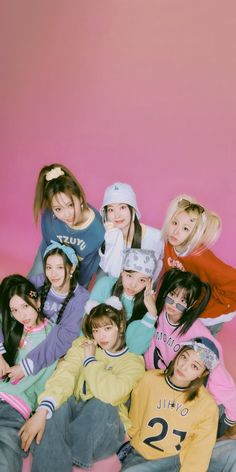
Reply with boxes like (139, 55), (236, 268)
(0, 162), (236, 472)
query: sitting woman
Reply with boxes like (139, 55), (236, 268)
(18, 297), (145, 472)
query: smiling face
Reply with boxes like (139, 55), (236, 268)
(45, 253), (73, 293)
(51, 192), (82, 227)
(10, 294), (39, 329)
(172, 349), (206, 387)
(91, 319), (120, 352)
(167, 210), (197, 250)
(121, 270), (150, 297)
(106, 203), (133, 233)
(164, 288), (188, 324)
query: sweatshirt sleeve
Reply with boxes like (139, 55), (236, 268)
(83, 355), (145, 405)
(126, 313), (156, 354)
(179, 399), (218, 472)
(144, 336), (156, 370)
(20, 295), (87, 375)
(99, 228), (125, 277)
(38, 337), (85, 410)
(89, 275), (117, 302)
(206, 362), (236, 425)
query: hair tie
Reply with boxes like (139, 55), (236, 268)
(45, 167), (65, 181)
(84, 296), (122, 315)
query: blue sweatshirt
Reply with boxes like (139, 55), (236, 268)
(40, 205), (105, 287)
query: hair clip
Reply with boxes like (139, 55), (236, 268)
(45, 167), (65, 182)
(28, 290), (38, 299)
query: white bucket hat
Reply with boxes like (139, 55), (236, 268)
(100, 182), (141, 219)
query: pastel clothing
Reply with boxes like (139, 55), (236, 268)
(0, 320), (56, 420)
(126, 370), (218, 472)
(38, 336), (145, 430)
(164, 242), (236, 326)
(35, 205), (104, 287)
(30, 397), (125, 472)
(126, 310), (236, 427)
(0, 273), (89, 376)
(89, 275), (134, 320)
(99, 224), (164, 280)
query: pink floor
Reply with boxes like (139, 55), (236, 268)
(22, 453), (121, 472)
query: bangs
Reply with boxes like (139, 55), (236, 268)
(90, 316), (114, 330)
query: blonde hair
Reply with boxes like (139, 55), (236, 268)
(33, 163), (88, 224)
(162, 194), (221, 255)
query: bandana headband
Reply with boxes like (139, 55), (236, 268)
(43, 241), (78, 266)
(180, 340), (219, 371)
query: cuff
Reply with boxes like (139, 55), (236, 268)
(37, 398), (56, 419)
(83, 356), (96, 367)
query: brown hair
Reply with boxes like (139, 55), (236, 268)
(165, 346), (209, 401)
(33, 163), (88, 224)
(82, 302), (127, 351)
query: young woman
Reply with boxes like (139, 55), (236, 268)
(0, 275), (57, 472)
(162, 194), (236, 333)
(126, 269), (236, 436)
(90, 248), (158, 325)
(126, 269), (236, 435)
(18, 297), (145, 472)
(29, 163), (105, 287)
(121, 338), (219, 472)
(99, 182), (163, 280)
(0, 241), (89, 381)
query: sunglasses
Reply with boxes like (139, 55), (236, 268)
(165, 295), (187, 313)
(178, 198), (205, 214)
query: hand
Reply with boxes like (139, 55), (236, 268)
(104, 221), (116, 231)
(18, 408), (48, 451)
(167, 257), (185, 271)
(82, 340), (97, 358)
(144, 280), (157, 317)
(8, 364), (25, 383)
(0, 354), (10, 378)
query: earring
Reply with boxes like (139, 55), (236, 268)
(81, 202), (84, 210)
(69, 273), (73, 279)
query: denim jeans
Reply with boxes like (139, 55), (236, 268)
(0, 402), (28, 472)
(121, 448), (180, 471)
(31, 396), (125, 472)
(27, 241), (44, 278)
(208, 439), (236, 472)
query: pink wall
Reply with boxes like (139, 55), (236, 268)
(0, 1), (236, 374)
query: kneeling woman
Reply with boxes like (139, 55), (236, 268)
(121, 338), (219, 472)
(19, 297), (145, 471)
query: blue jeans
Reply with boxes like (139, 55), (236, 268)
(31, 396), (125, 472)
(208, 439), (236, 472)
(27, 241), (44, 278)
(0, 402), (28, 472)
(121, 448), (180, 471)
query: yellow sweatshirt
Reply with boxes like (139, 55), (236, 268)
(128, 370), (218, 472)
(38, 336), (145, 429)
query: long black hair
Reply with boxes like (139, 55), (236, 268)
(0, 274), (43, 365)
(40, 246), (79, 324)
(156, 268), (211, 335)
(111, 271), (146, 325)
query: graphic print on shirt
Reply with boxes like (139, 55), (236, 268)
(57, 235), (86, 252)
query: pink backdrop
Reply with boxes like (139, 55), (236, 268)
(0, 1), (236, 378)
